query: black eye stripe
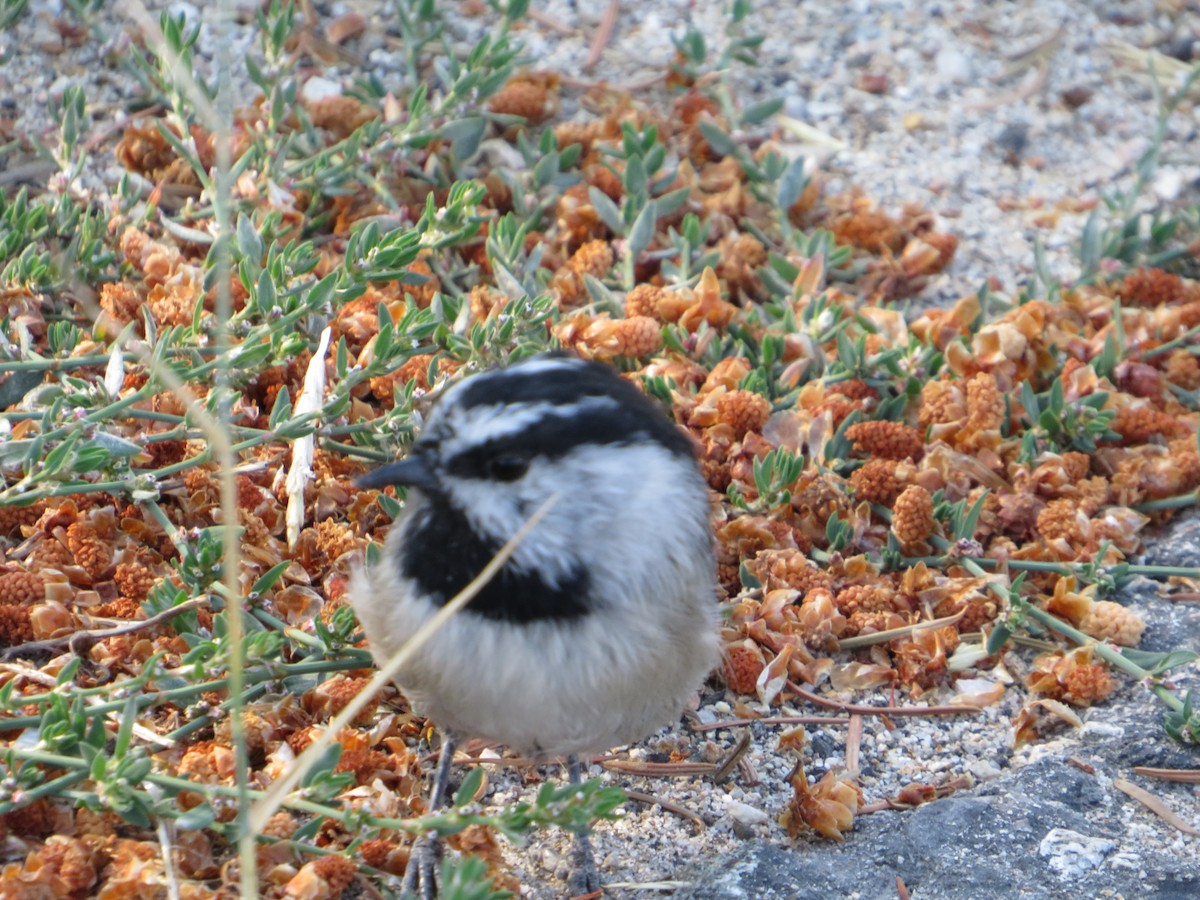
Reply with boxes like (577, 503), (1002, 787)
(443, 404), (690, 480)
(486, 453), (530, 482)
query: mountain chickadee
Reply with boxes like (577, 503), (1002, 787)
(350, 352), (719, 896)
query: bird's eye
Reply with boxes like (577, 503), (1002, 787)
(486, 453), (530, 482)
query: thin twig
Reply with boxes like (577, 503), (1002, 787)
(689, 714), (852, 731)
(82, 103), (166, 152)
(624, 789), (706, 830)
(1166, 592), (1200, 603)
(0, 597), (209, 662)
(858, 776), (973, 814)
(845, 714), (864, 775)
(1115, 778), (1200, 836)
(838, 610), (965, 649)
(583, 1), (620, 72)
(559, 73), (666, 94)
(787, 682), (983, 718)
(527, 8), (575, 36)
(1066, 757), (1096, 775)
(712, 731), (752, 785)
(1133, 766), (1200, 784)
(602, 760), (716, 778)
(967, 60), (1050, 112)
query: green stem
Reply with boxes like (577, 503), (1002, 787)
(0, 656), (370, 729)
(872, 504), (1190, 713)
(0, 355), (113, 373)
(1141, 322), (1200, 360)
(1133, 491), (1199, 512)
(6, 770), (90, 806)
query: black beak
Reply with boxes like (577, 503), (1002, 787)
(355, 454), (438, 490)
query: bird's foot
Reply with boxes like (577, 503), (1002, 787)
(402, 833), (442, 900)
(566, 829), (602, 897)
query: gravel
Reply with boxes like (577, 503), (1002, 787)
(2, 1), (1198, 898)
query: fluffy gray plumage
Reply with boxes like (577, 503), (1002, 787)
(349, 353), (719, 758)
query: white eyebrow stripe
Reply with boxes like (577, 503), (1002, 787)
(440, 395), (620, 453)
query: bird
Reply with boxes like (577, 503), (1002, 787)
(349, 351), (719, 897)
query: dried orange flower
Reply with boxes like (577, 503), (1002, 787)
(1118, 267), (1184, 307)
(829, 379), (877, 403)
(359, 838), (406, 875)
(99, 282), (142, 326)
(781, 767), (863, 841)
(28, 536), (73, 572)
(748, 548), (833, 595)
(554, 183), (606, 248)
(586, 162), (624, 201)
(66, 520), (112, 580)
(892, 625), (959, 693)
(849, 458), (904, 505)
(178, 740), (236, 785)
(29, 601), (76, 641)
(570, 239), (613, 279)
(306, 94), (377, 139)
(312, 853), (358, 894)
(550, 239), (614, 305)
(718, 232), (767, 297)
(0, 605), (34, 646)
(489, 78), (553, 123)
(1079, 600), (1145, 647)
(1111, 405), (1189, 445)
(965, 371), (1004, 433)
(303, 675), (379, 724)
(715, 390), (770, 438)
(92, 597), (142, 620)
(0, 571), (45, 606)
(284, 853), (358, 899)
(554, 118), (609, 154)
(7, 835), (98, 895)
(678, 266), (738, 332)
(1060, 451), (1092, 483)
(702, 357), (752, 393)
(570, 315), (664, 360)
(830, 195), (904, 253)
(794, 588), (848, 650)
(625, 283), (665, 319)
(845, 420), (924, 461)
(834, 584), (900, 616)
(468, 285), (508, 322)
(1165, 349), (1200, 390)
(314, 519), (357, 562)
(891, 485), (935, 544)
(1036, 498), (1088, 546)
(1027, 646), (1116, 706)
(262, 811), (299, 840)
(724, 639), (767, 694)
(114, 562), (155, 602)
(0, 500), (44, 537)
(810, 393), (862, 427)
(114, 119), (179, 179)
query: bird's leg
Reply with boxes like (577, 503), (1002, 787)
(565, 753), (602, 896)
(403, 733), (457, 900)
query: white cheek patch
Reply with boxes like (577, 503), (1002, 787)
(448, 441), (708, 589)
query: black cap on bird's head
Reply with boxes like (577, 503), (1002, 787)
(352, 351), (694, 494)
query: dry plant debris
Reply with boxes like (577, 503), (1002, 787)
(0, 2), (1198, 897)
